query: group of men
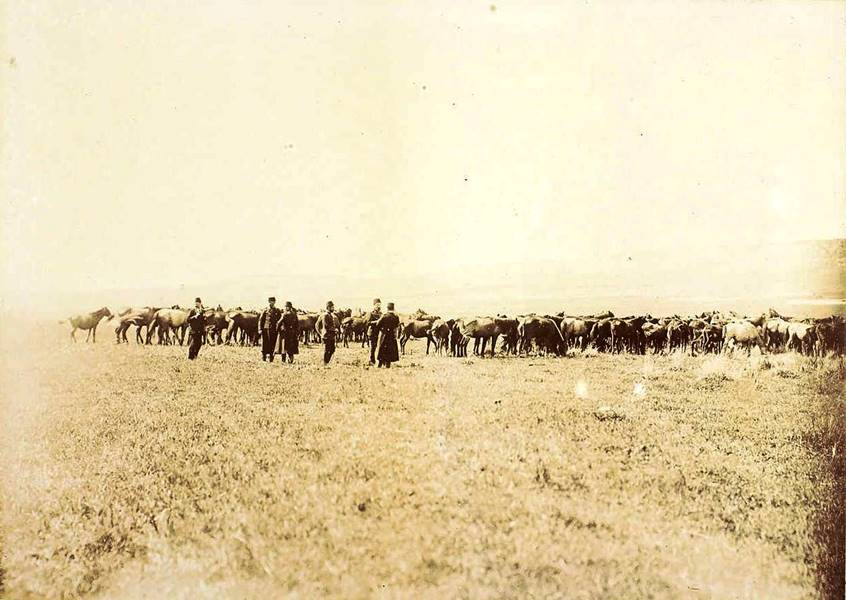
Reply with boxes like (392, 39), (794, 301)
(257, 297), (300, 363)
(185, 296), (400, 368)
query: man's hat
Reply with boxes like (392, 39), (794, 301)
(373, 298), (381, 305)
(269, 296), (276, 302)
(387, 302), (395, 311)
(285, 301), (293, 308)
(195, 297), (202, 303)
(326, 300), (334, 308)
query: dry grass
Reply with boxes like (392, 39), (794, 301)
(1, 324), (843, 599)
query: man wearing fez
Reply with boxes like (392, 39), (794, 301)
(375, 302), (400, 368)
(187, 297), (206, 360)
(367, 298), (382, 365)
(258, 296), (282, 362)
(322, 300), (339, 365)
(278, 301), (299, 363)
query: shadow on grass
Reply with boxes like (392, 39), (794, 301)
(805, 357), (846, 599)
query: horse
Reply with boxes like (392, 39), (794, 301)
(400, 319), (435, 354)
(722, 320), (766, 356)
(68, 307), (113, 342)
(114, 307), (159, 344)
(147, 307), (190, 345)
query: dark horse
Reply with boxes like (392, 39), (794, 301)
(68, 307), (113, 342)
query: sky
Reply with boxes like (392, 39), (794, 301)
(2, 1), (845, 315)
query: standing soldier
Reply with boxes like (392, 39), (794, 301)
(367, 298), (382, 365)
(375, 302), (401, 368)
(278, 301), (300, 363)
(258, 297), (282, 362)
(322, 300), (339, 365)
(187, 297), (206, 360)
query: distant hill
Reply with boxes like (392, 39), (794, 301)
(5, 239), (844, 320)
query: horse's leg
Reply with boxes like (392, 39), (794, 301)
(85, 328), (92, 343)
(92, 324), (97, 343)
(71, 327), (77, 342)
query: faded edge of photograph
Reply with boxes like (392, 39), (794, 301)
(1, 2), (845, 599)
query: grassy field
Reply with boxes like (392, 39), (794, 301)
(1, 323), (844, 599)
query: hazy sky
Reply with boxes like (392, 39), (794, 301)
(2, 1), (845, 310)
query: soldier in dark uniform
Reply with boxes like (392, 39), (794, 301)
(367, 298), (382, 365)
(323, 300), (338, 365)
(187, 297), (206, 360)
(258, 297), (282, 362)
(375, 302), (400, 368)
(278, 301), (300, 363)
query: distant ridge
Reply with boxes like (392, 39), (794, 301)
(5, 239), (844, 320)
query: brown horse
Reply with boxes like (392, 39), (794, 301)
(399, 319), (435, 354)
(114, 307), (160, 344)
(68, 307), (113, 342)
(147, 307), (191, 345)
(225, 310), (260, 346)
(203, 306), (228, 345)
(297, 313), (319, 345)
(341, 315), (369, 348)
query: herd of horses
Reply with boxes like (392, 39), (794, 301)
(64, 305), (845, 358)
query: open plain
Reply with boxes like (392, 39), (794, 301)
(1, 323), (844, 599)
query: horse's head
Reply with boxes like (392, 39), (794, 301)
(103, 307), (114, 321)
